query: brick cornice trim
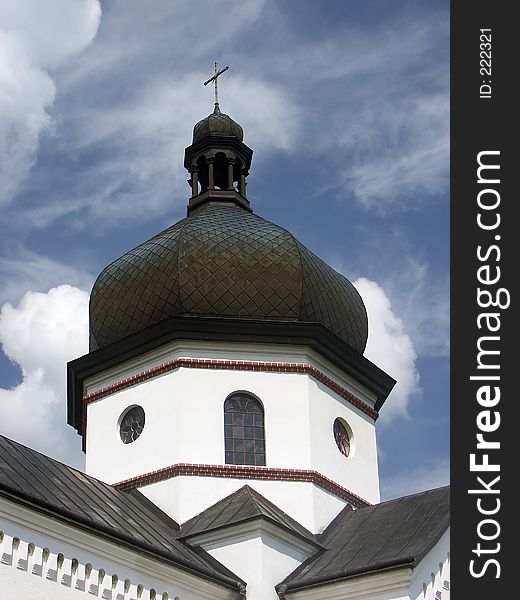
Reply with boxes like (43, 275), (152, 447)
(83, 358), (378, 420)
(113, 463), (371, 509)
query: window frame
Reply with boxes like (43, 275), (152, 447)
(224, 392), (266, 466)
(118, 405), (146, 444)
(333, 417), (354, 459)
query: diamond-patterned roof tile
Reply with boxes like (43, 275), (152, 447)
(193, 107), (244, 143)
(89, 203), (368, 353)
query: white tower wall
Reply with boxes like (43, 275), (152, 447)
(84, 340), (379, 531)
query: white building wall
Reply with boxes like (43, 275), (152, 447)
(86, 367), (311, 482)
(310, 485), (349, 535)
(200, 529), (312, 600)
(141, 477), (347, 533)
(84, 341), (378, 531)
(307, 377), (380, 504)
(208, 537), (262, 599)
(284, 568), (413, 600)
(409, 529), (450, 600)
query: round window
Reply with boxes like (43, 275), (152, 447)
(333, 418), (351, 458)
(119, 406), (145, 444)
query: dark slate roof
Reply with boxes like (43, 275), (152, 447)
(278, 486), (450, 592)
(0, 435), (243, 591)
(178, 485), (318, 546)
(89, 201), (368, 354)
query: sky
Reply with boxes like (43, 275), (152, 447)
(0, 0), (449, 500)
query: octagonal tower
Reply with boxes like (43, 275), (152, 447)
(68, 101), (395, 534)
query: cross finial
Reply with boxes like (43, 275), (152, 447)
(203, 62), (229, 106)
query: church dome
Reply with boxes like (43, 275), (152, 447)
(89, 99), (368, 354)
(89, 202), (368, 353)
(193, 103), (244, 142)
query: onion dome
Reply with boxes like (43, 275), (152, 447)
(89, 203), (368, 352)
(89, 104), (368, 354)
(193, 103), (244, 142)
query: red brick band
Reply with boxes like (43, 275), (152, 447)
(113, 463), (371, 508)
(83, 358), (378, 420)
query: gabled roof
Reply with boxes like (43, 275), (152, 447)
(278, 485), (450, 592)
(178, 485), (318, 546)
(0, 435), (243, 591)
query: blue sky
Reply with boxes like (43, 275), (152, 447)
(0, 0), (449, 500)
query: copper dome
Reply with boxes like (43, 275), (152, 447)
(89, 202), (368, 353)
(193, 103), (244, 143)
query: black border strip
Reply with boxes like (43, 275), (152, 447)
(67, 315), (396, 437)
(451, 2), (515, 596)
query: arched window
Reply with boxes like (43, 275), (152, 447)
(224, 393), (265, 466)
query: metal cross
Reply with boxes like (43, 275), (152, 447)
(203, 62), (229, 105)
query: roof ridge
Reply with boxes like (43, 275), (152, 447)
(229, 485), (317, 542)
(243, 486), (313, 533)
(242, 485), (265, 516)
(178, 484), (317, 545)
(178, 485), (253, 535)
(378, 485), (450, 504)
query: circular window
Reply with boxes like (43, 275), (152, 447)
(333, 418), (351, 458)
(119, 406), (145, 444)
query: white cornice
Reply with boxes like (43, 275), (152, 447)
(0, 495), (240, 599)
(84, 339), (376, 408)
(184, 517), (319, 558)
(283, 567), (413, 600)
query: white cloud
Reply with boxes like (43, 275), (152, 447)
(0, 285), (88, 468)
(0, 0), (101, 204)
(4, 0), (296, 227)
(382, 257), (450, 359)
(3, 2), (447, 228)
(56, 0), (266, 89)
(0, 31), (55, 202)
(276, 13), (449, 212)
(0, 0), (101, 68)
(343, 94), (449, 211)
(55, 72), (299, 224)
(0, 251), (93, 305)
(354, 277), (420, 422)
(339, 229), (449, 360)
(380, 458), (449, 500)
